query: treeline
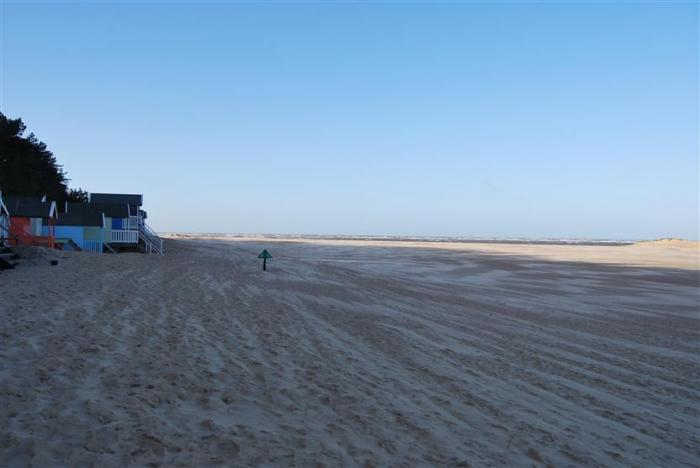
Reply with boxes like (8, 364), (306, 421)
(0, 112), (87, 204)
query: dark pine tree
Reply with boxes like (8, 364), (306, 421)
(0, 112), (84, 203)
(66, 188), (89, 203)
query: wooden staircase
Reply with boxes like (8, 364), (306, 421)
(66, 239), (83, 251)
(138, 221), (164, 255)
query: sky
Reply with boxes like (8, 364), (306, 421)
(1, 1), (698, 239)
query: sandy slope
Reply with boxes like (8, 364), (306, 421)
(0, 238), (698, 467)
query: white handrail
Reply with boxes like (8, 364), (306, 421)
(138, 230), (163, 255)
(111, 230), (138, 243)
(138, 221), (163, 254)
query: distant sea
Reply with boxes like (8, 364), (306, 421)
(168, 233), (637, 247)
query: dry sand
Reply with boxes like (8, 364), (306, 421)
(0, 237), (698, 467)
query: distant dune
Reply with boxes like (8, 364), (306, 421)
(633, 238), (699, 248)
(167, 234), (699, 270)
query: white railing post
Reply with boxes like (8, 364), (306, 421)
(81, 240), (103, 253)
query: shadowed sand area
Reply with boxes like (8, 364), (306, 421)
(1, 237), (698, 466)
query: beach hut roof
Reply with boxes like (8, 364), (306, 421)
(63, 203), (112, 227)
(85, 202), (130, 218)
(4, 195), (46, 204)
(90, 193), (143, 206)
(5, 197), (57, 218)
(66, 202), (100, 215)
(57, 211), (104, 227)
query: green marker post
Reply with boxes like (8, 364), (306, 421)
(258, 249), (272, 271)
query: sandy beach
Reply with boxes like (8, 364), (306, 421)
(0, 237), (698, 467)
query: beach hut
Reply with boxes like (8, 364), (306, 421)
(54, 204), (105, 252)
(4, 196), (58, 248)
(87, 193), (162, 254)
(87, 201), (133, 245)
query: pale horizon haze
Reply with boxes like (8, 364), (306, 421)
(1, 1), (698, 239)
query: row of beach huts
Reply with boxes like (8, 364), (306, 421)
(0, 192), (163, 255)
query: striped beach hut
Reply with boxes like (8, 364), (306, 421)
(86, 193), (162, 254)
(87, 202), (133, 245)
(54, 204), (106, 252)
(4, 196), (58, 248)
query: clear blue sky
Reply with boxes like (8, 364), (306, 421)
(2, 1), (698, 239)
